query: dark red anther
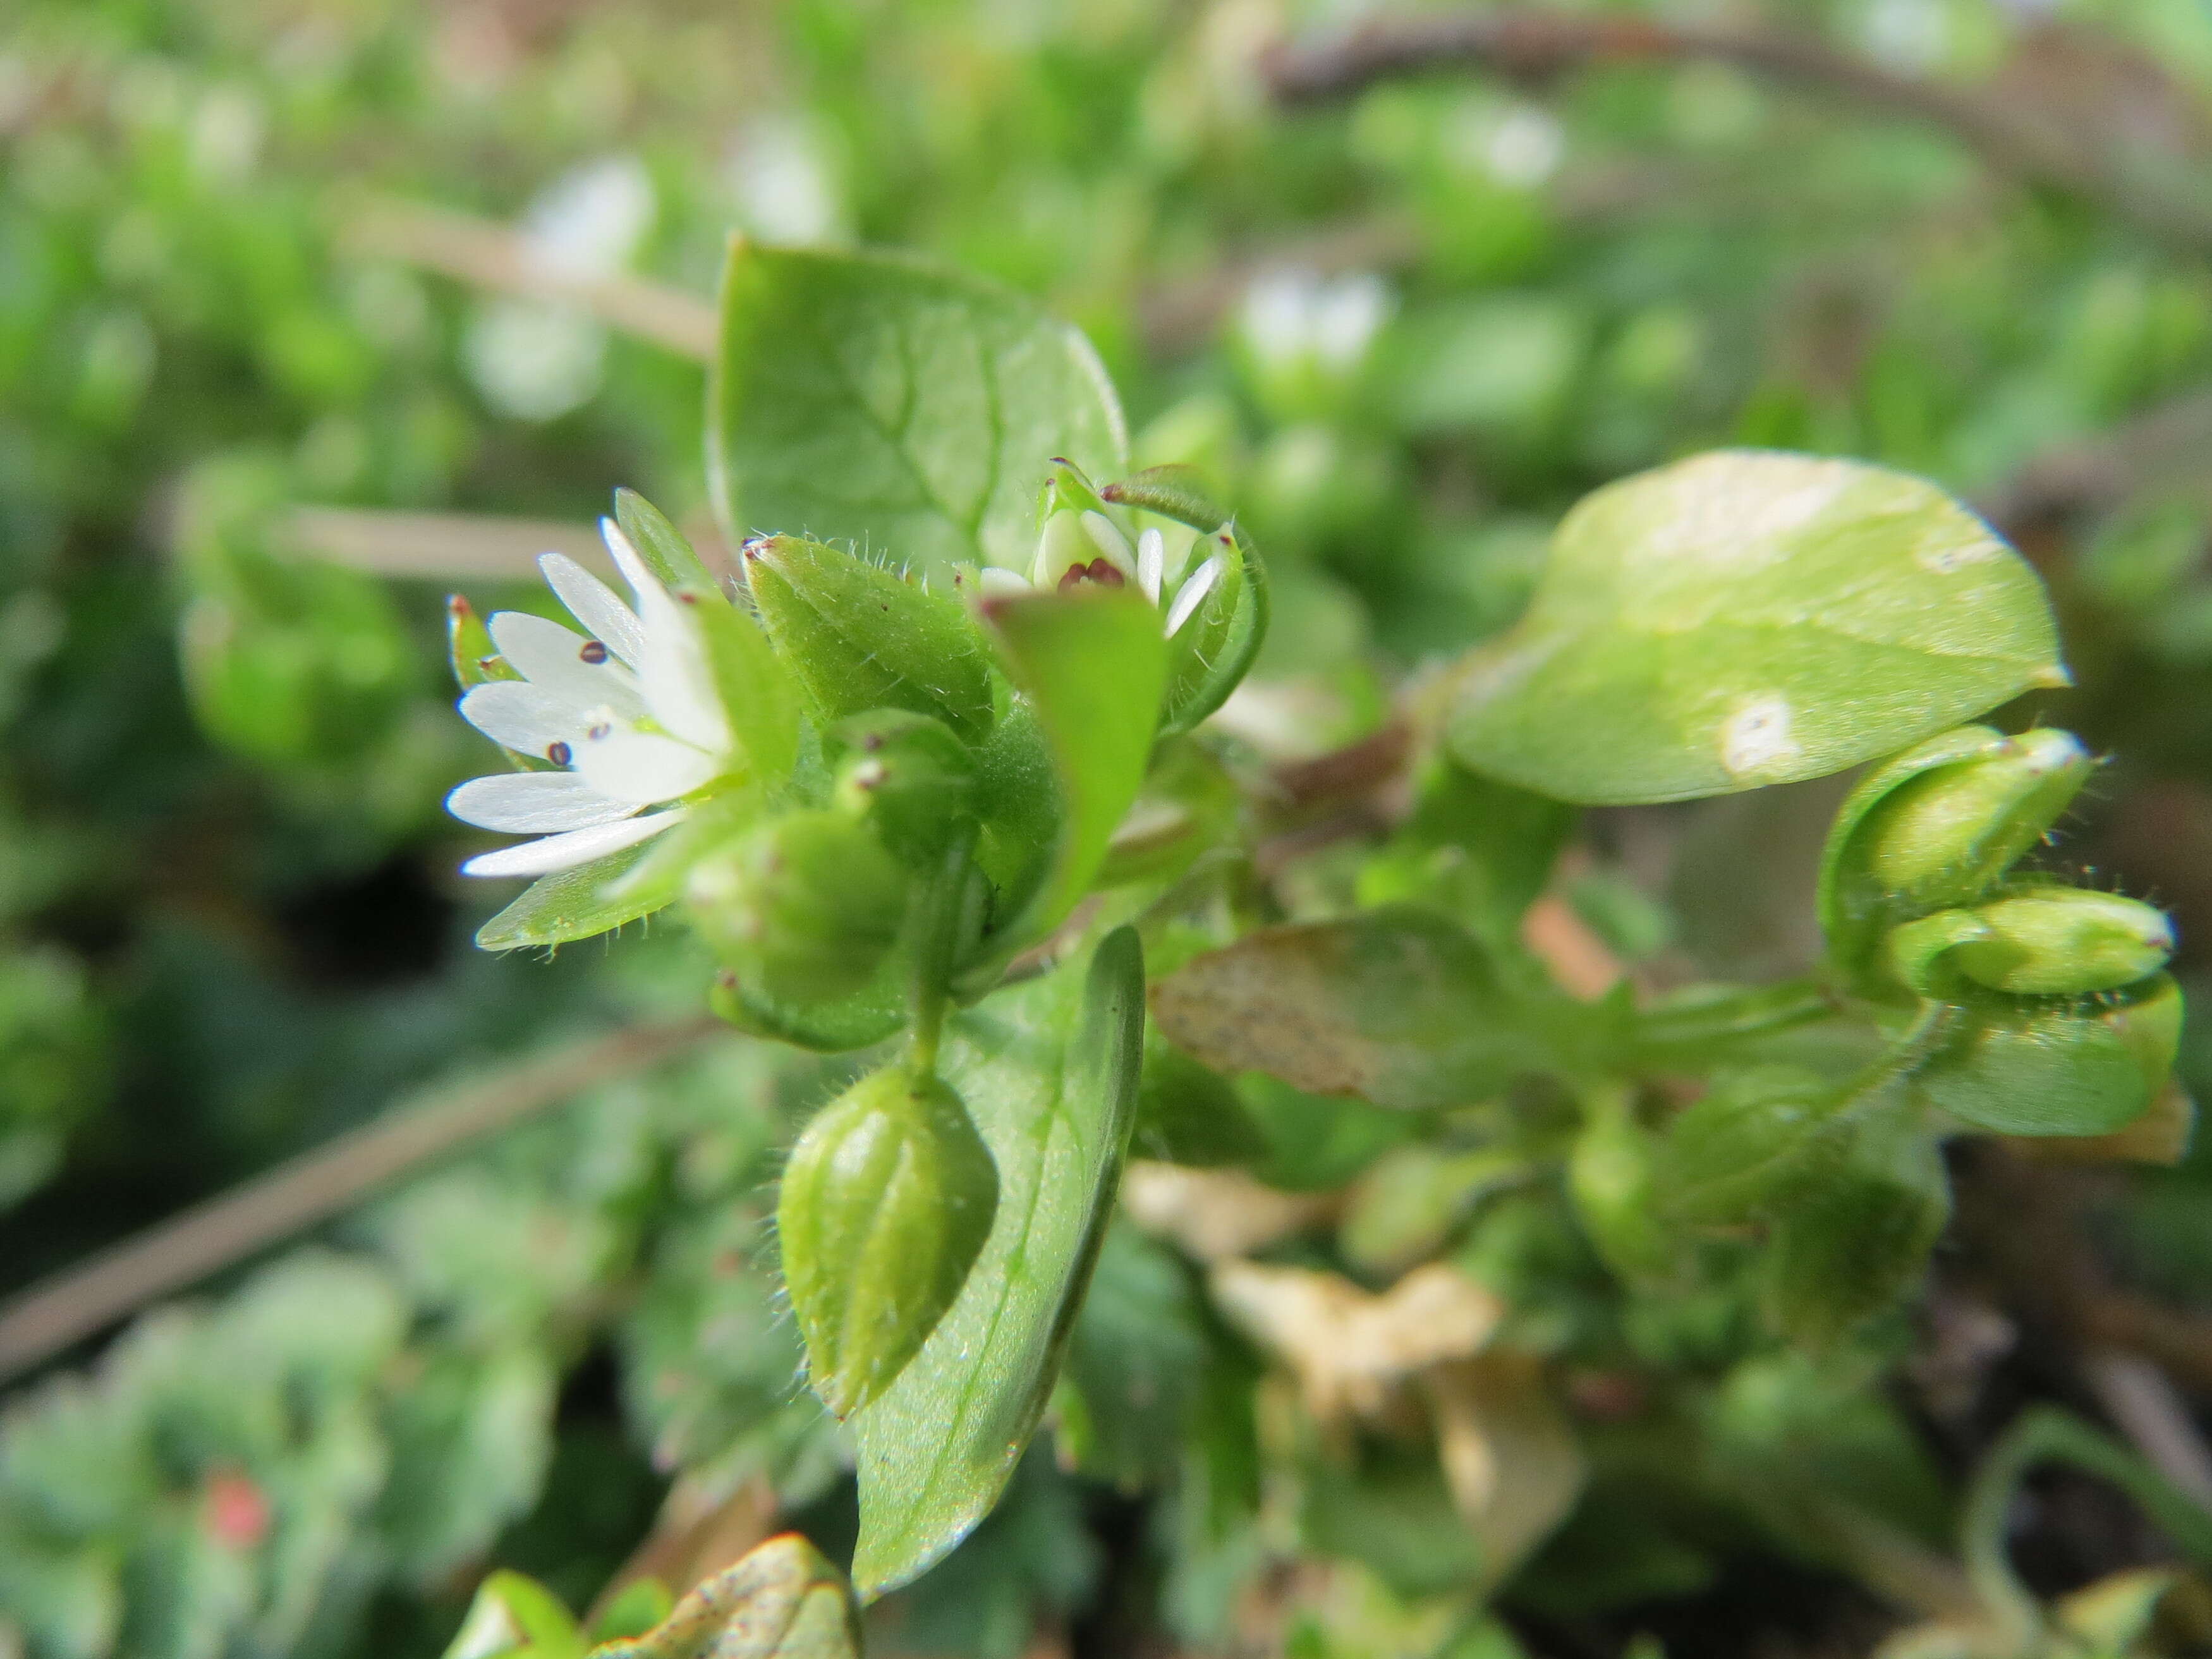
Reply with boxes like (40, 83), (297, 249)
(547, 741), (572, 765)
(580, 640), (609, 665)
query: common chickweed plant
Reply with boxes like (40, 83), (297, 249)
(425, 244), (2184, 1659)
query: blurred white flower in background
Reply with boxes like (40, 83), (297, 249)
(1240, 269), (1394, 379)
(463, 155), (655, 422)
(726, 115), (846, 245)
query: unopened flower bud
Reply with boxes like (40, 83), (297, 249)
(686, 811), (908, 1007)
(778, 1067), (998, 1416)
(1858, 727), (2092, 912)
(831, 710), (980, 866)
(1947, 890), (2173, 996)
(743, 536), (996, 743)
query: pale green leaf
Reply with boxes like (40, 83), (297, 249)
(848, 927), (1146, 1598)
(1447, 451), (2067, 805)
(710, 243), (1126, 576)
(586, 1535), (859, 1659)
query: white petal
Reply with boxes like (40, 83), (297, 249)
(487, 611), (648, 721)
(979, 566), (1033, 597)
(460, 811), (684, 878)
(458, 681), (590, 760)
(631, 582), (732, 754)
(600, 517), (659, 606)
(1165, 555), (1225, 637)
(1081, 511), (1138, 578)
(573, 728), (720, 805)
(1136, 528), (1164, 604)
(447, 770), (638, 832)
(538, 552), (646, 668)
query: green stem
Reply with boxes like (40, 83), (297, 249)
(1962, 1407), (2212, 1644)
(1629, 975), (1839, 1062)
(906, 819), (980, 1077)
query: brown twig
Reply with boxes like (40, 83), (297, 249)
(0, 1016), (722, 1387)
(341, 195), (717, 361)
(1261, 11), (2212, 256)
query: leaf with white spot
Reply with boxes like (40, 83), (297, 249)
(1446, 451), (2067, 805)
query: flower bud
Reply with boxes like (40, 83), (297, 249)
(1916, 973), (2183, 1137)
(778, 1067), (998, 1416)
(1857, 727), (2092, 913)
(1947, 890), (2173, 996)
(686, 811), (908, 1007)
(831, 710), (980, 867)
(743, 535), (996, 743)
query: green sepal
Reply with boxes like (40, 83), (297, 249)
(686, 810), (910, 1007)
(1912, 975), (2184, 1136)
(586, 1534), (861, 1659)
(779, 1067), (1000, 1417)
(1818, 725), (2093, 993)
(474, 836), (678, 951)
(687, 592), (803, 789)
(707, 960), (907, 1054)
(447, 595), (516, 692)
(830, 710), (982, 869)
(744, 535), (997, 744)
(1101, 465), (1231, 532)
(1945, 889), (2173, 996)
(976, 587), (1169, 961)
(612, 489), (719, 595)
(1159, 521), (1269, 736)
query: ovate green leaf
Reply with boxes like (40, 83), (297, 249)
(1447, 451), (2067, 805)
(848, 927), (1146, 1598)
(710, 243), (1126, 576)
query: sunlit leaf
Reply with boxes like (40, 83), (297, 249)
(1447, 451), (2067, 805)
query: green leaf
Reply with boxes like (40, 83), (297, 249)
(848, 926), (1146, 1598)
(979, 588), (1169, 954)
(1658, 1066), (1840, 1226)
(586, 1535), (860, 1659)
(474, 836), (676, 951)
(1148, 907), (1560, 1112)
(1446, 451), (2067, 805)
(710, 243), (1127, 577)
(1759, 1081), (1948, 1346)
(442, 1571), (585, 1659)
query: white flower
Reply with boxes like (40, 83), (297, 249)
(980, 510), (1231, 638)
(447, 520), (734, 879)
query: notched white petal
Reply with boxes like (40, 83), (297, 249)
(631, 582), (732, 755)
(1081, 511), (1138, 578)
(487, 611), (648, 721)
(458, 681), (588, 760)
(538, 552), (647, 668)
(1165, 554), (1225, 637)
(459, 811), (684, 878)
(573, 729), (722, 805)
(600, 517), (658, 606)
(447, 770), (637, 832)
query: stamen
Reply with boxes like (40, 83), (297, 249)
(580, 640), (610, 664)
(547, 741), (573, 765)
(586, 720), (612, 741)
